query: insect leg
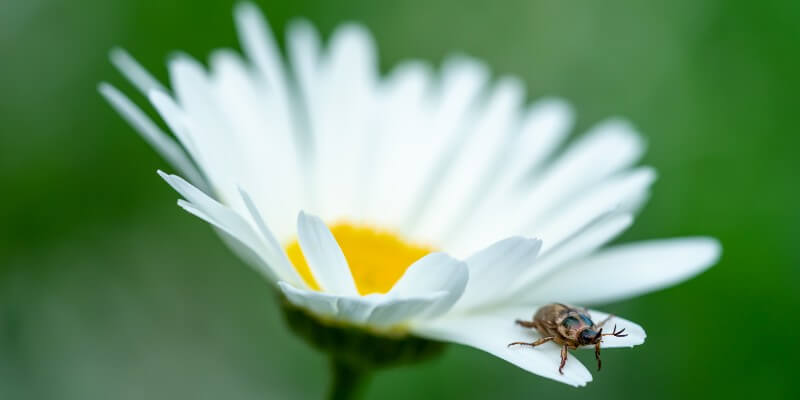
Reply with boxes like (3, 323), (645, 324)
(514, 319), (537, 328)
(507, 336), (554, 348)
(595, 342), (602, 371)
(559, 345), (568, 375)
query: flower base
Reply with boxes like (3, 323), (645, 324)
(279, 297), (446, 399)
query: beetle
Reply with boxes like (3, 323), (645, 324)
(508, 303), (628, 374)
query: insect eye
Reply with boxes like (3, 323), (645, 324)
(580, 329), (599, 344)
(562, 317), (580, 328)
(580, 315), (593, 326)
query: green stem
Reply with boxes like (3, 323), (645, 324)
(329, 358), (369, 400)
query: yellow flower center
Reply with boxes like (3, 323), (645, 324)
(285, 222), (434, 295)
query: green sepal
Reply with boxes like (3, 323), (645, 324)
(279, 297), (446, 370)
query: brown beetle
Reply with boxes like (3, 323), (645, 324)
(509, 303), (628, 374)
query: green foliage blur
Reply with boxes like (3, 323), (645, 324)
(2, 0), (798, 398)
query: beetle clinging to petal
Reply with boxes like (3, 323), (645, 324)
(509, 303), (629, 374)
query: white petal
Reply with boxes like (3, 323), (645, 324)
(232, 9), (302, 227)
(278, 281), (339, 318)
(285, 19), (323, 214)
(455, 237), (542, 311)
(367, 292), (448, 326)
(296, 212), (359, 295)
(384, 56), (489, 228)
(277, 282), (445, 326)
(234, 2), (291, 110)
(473, 98), (574, 210)
(177, 200), (277, 283)
(99, 83), (204, 186)
(525, 238), (721, 305)
(434, 56), (491, 131)
(167, 54), (242, 204)
(511, 98), (575, 176)
(587, 310), (646, 348)
(158, 171), (287, 283)
(409, 77), (525, 242)
(147, 90), (204, 171)
(168, 55), (224, 131)
(238, 188), (305, 287)
(208, 49), (301, 239)
(386, 253), (469, 318)
(286, 19), (321, 100)
(363, 61), (435, 229)
(109, 48), (166, 95)
(442, 116), (640, 257)
(285, 18), (321, 147)
(413, 309), (593, 387)
(280, 283), (387, 325)
(515, 119), (645, 231)
(310, 23), (378, 221)
(531, 167), (656, 250)
(511, 212), (633, 296)
(336, 295), (382, 324)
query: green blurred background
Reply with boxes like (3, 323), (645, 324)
(2, 0), (798, 398)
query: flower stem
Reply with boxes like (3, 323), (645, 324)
(329, 358), (369, 400)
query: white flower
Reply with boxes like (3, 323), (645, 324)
(99, 3), (720, 387)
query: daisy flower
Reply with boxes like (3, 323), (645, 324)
(99, 2), (720, 387)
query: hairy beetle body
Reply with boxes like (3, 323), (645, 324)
(510, 303), (628, 374)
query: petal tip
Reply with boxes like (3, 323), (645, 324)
(699, 237), (723, 265)
(108, 46), (128, 63)
(97, 81), (113, 95)
(166, 51), (195, 67)
(234, 1), (259, 18)
(297, 210), (310, 224)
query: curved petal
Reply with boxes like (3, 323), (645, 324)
(387, 56), (489, 229)
(454, 236), (542, 311)
(234, 2), (291, 110)
(367, 291), (447, 326)
(279, 282), (397, 324)
(207, 49), (301, 238)
(409, 77), (525, 242)
(444, 98), (573, 252)
(387, 252), (469, 318)
(586, 310), (646, 348)
(510, 212), (633, 295)
(278, 281), (339, 318)
(286, 19), (321, 114)
(277, 282), (446, 327)
(524, 237), (722, 305)
(278, 251), (468, 326)
(110, 47), (167, 95)
(296, 211), (359, 295)
(413, 309), (593, 387)
(363, 61), (435, 229)
(158, 171), (296, 285)
(504, 98), (574, 185)
(442, 118), (644, 257)
(167, 54), (242, 204)
(310, 23), (378, 221)
(148, 90), (204, 170)
(238, 188), (305, 288)
(335, 295), (382, 324)
(514, 119), (644, 233)
(530, 167), (656, 250)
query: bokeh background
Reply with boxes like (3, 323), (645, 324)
(2, 0), (798, 398)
